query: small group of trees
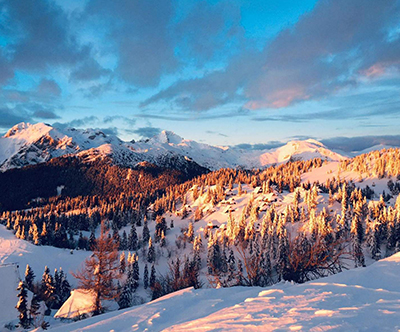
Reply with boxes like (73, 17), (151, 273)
(16, 264), (70, 329)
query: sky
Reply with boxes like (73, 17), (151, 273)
(0, 0), (400, 152)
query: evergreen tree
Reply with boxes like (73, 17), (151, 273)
(132, 256), (140, 288)
(118, 284), (132, 310)
(41, 266), (55, 309)
(119, 252), (126, 274)
(149, 264), (156, 288)
(59, 269), (71, 304)
(25, 264), (35, 292)
(160, 231), (166, 247)
(144, 264), (149, 289)
(227, 249), (236, 282)
(207, 236), (221, 275)
(147, 237), (155, 263)
(29, 293), (41, 327)
(128, 224), (138, 251)
(16, 281), (29, 328)
(186, 222), (194, 242)
(353, 239), (365, 267)
(120, 230), (128, 250)
(155, 216), (167, 242)
(276, 229), (289, 281)
(126, 254), (139, 292)
(143, 220), (150, 245)
(89, 231), (96, 250)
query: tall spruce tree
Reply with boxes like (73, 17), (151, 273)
(128, 224), (138, 251)
(25, 264), (35, 292)
(16, 281), (29, 328)
(144, 264), (149, 289)
(147, 237), (155, 263)
(143, 220), (150, 246)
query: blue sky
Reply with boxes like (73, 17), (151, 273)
(0, 0), (400, 151)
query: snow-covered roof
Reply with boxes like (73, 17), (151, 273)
(54, 289), (97, 320)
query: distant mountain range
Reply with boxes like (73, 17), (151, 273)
(0, 122), (349, 173)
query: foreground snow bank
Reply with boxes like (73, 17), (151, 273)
(50, 253), (400, 332)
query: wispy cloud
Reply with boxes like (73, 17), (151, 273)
(322, 135), (400, 152)
(127, 126), (162, 139)
(143, 0), (400, 111)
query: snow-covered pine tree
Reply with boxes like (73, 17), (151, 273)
(149, 264), (156, 289)
(59, 269), (71, 304)
(40, 266), (55, 310)
(128, 224), (138, 251)
(16, 281), (29, 328)
(147, 237), (155, 263)
(118, 284), (132, 310)
(186, 221), (194, 242)
(132, 255), (140, 289)
(119, 252), (126, 274)
(29, 293), (41, 327)
(144, 264), (149, 289)
(120, 230), (128, 250)
(25, 264), (35, 292)
(227, 249), (236, 282)
(143, 219), (150, 245)
(160, 231), (166, 247)
(89, 231), (96, 250)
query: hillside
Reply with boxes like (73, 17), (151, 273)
(48, 252), (400, 331)
(1, 145), (399, 331)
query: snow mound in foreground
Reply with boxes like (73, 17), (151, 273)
(50, 253), (400, 331)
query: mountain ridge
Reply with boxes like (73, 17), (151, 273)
(0, 122), (346, 172)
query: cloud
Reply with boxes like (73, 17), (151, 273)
(135, 107), (250, 121)
(80, 80), (114, 99)
(173, 1), (243, 65)
(129, 126), (162, 139)
(0, 106), (30, 128)
(321, 135), (400, 152)
(206, 130), (228, 138)
(103, 115), (136, 126)
(0, 52), (14, 85)
(70, 59), (111, 82)
(143, 0), (400, 111)
(2, 0), (90, 72)
(233, 141), (284, 151)
(84, 0), (177, 87)
(25, 103), (60, 119)
(53, 116), (99, 128)
(36, 79), (62, 97)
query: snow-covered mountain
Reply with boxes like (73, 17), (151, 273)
(0, 122), (346, 172)
(0, 123), (122, 172)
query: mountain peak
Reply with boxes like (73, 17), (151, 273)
(4, 122), (52, 139)
(153, 130), (184, 144)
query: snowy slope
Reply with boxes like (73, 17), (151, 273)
(0, 225), (92, 327)
(0, 123), (346, 172)
(49, 252), (400, 332)
(0, 264), (20, 326)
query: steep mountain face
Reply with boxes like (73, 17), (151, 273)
(0, 122), (346, 172)
(0, 123), (122, 172)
